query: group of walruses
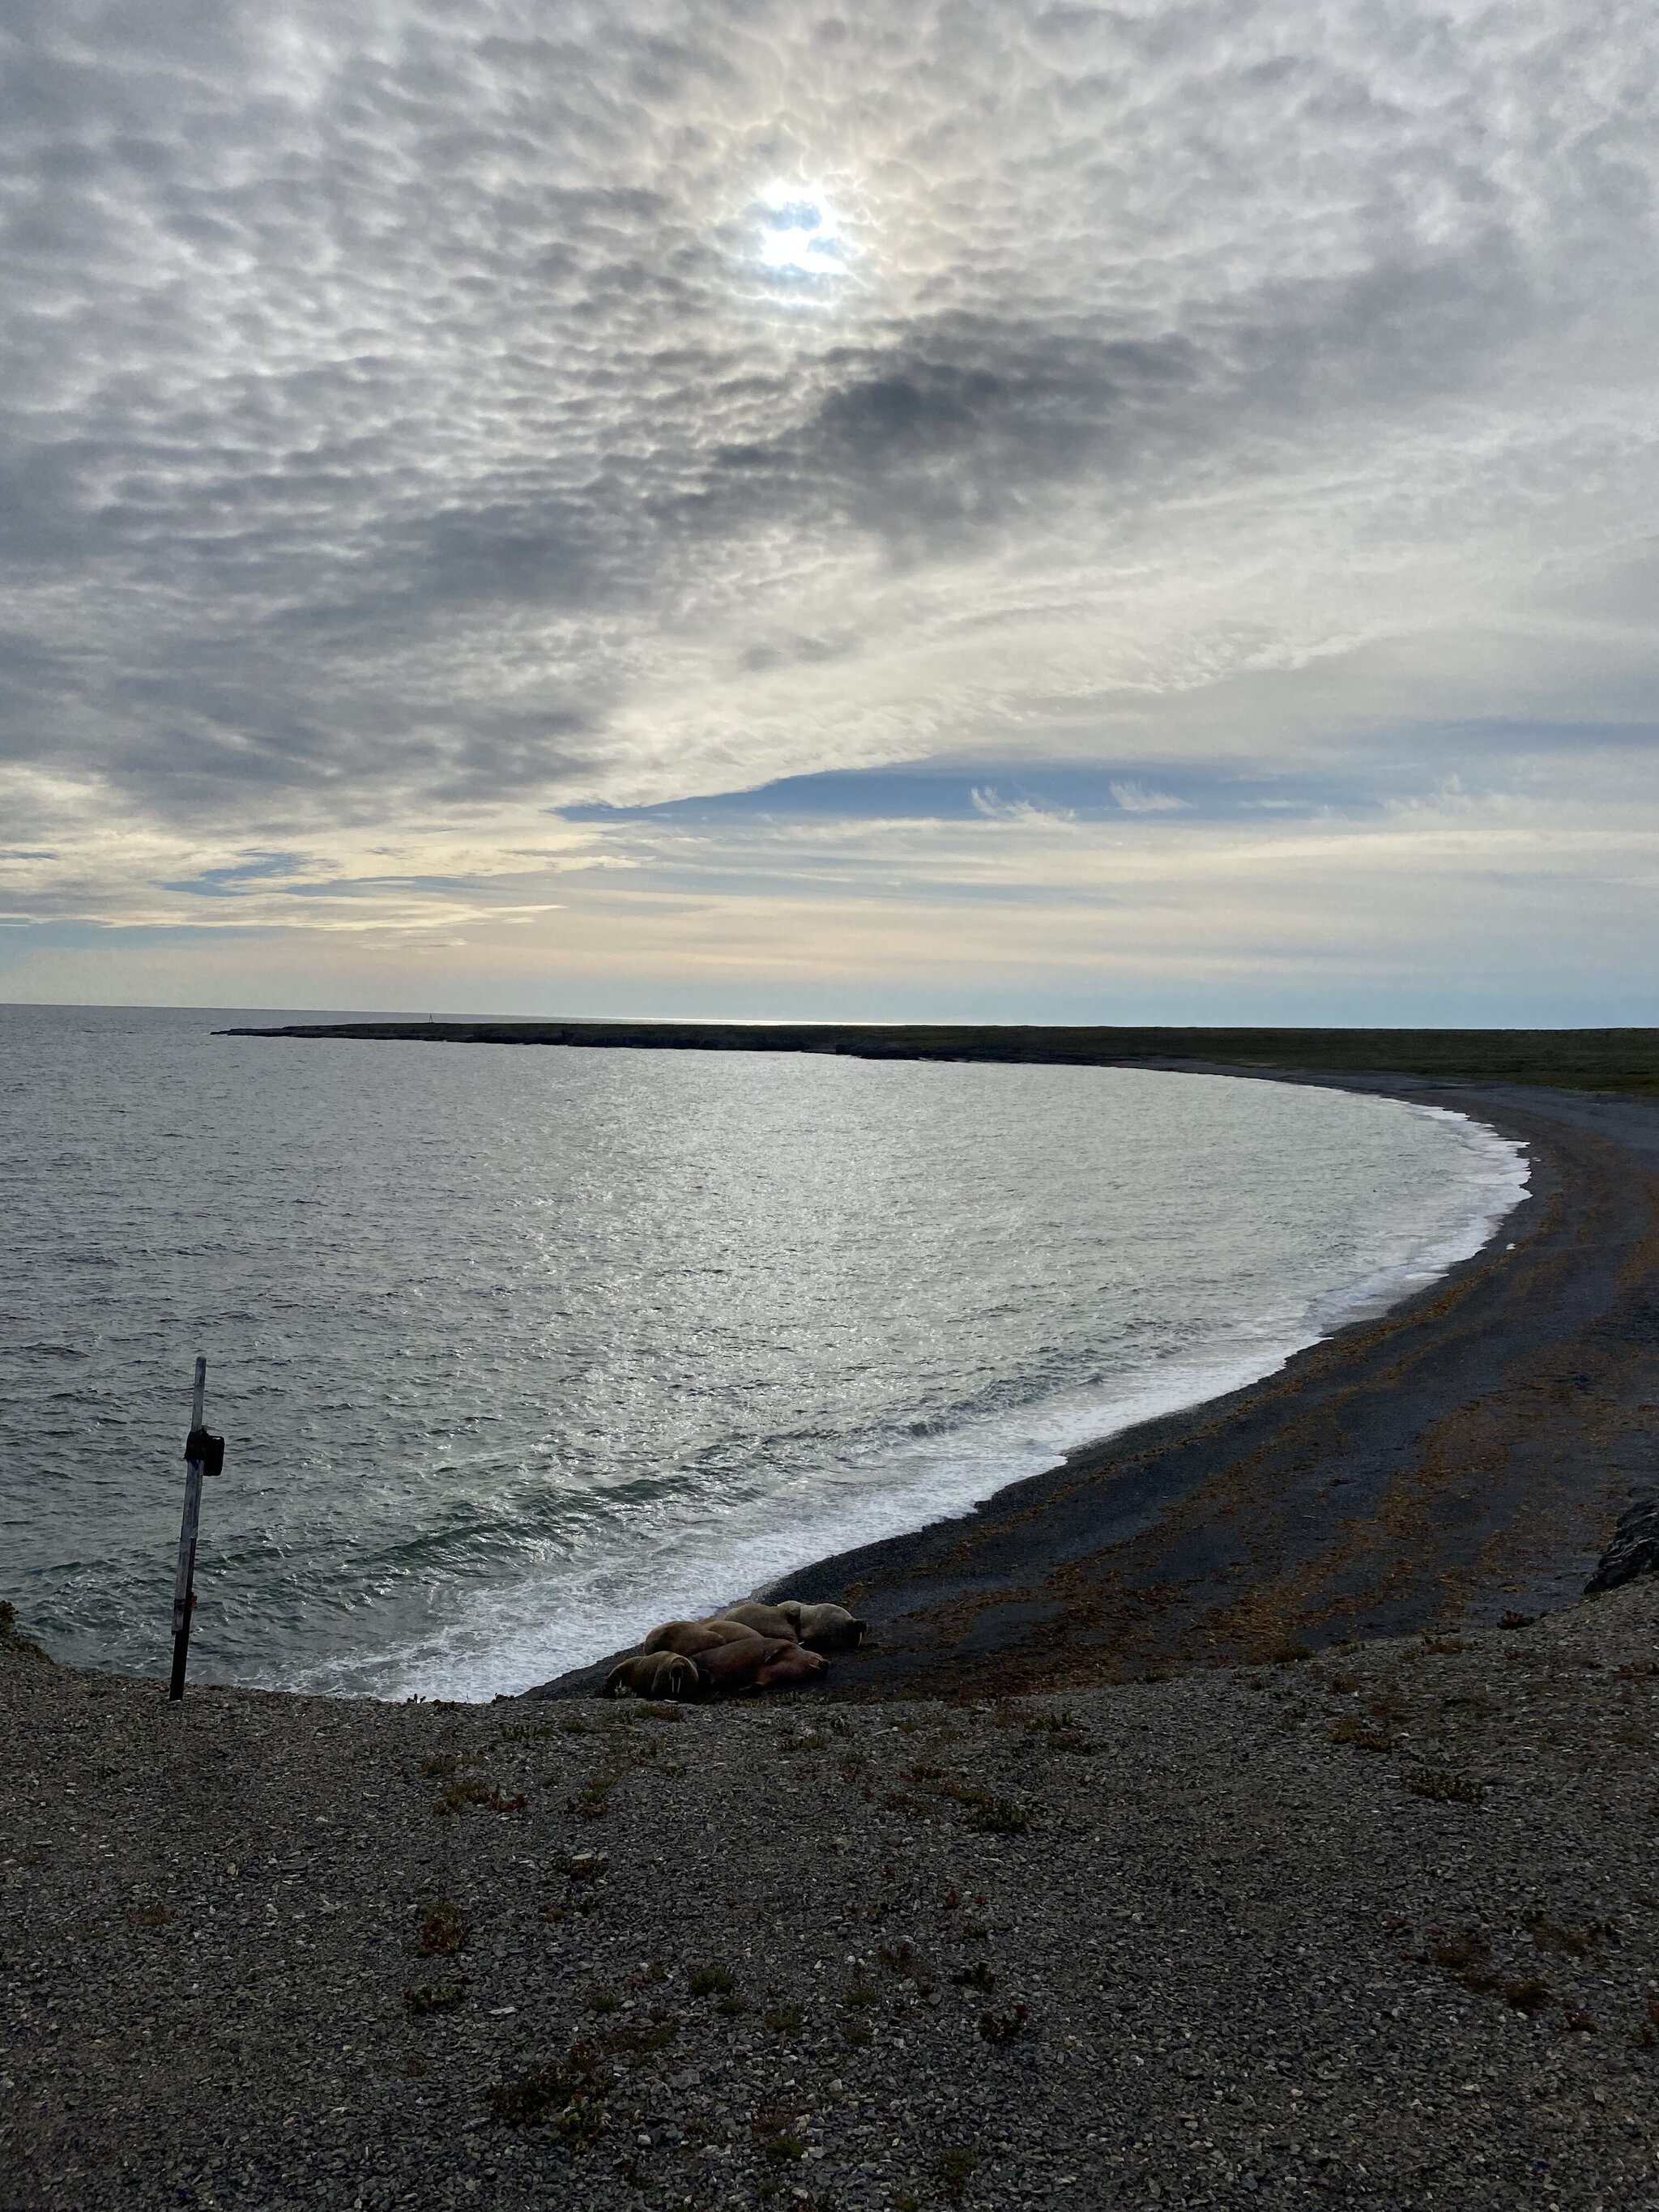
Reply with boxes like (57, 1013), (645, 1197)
(606, 1598), (868, 1700)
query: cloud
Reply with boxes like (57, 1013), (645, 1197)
(0, 0), (1657, 1006)
(1109, 781), (1185, 815)
(969, 785), (1075, 825)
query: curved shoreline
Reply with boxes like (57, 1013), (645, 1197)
(528, 1068), (1659, 1699)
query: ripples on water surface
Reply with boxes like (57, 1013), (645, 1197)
(0, 1007), (1527, 1698)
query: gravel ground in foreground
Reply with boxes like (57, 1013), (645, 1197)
(4, 1586), (1659, 2212)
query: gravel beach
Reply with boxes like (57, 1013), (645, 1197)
(535, 1076), (1659, 1706)
(7, 1051), (1658, 2210)
(6, 1579), (1659, 2212)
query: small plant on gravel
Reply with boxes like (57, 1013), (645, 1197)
(1403, 1767), (1484, 1805)
(1503, 1977), (1554, 2015)
(1326, 1673), (1361, 1694)
(842, 2017), (872, 2048)
(126, 1902), (174, 1929)
(437, 1775), (528, 1815)
(978, 2003), (1029, 2044)
(416, 1899), (469, 1956)
(753, 2109), (806, 2161)
(1499, 1609), (1534, 1628)
(420, 1754), (459, 1778)
(962, 1794), (1030, 1835)
(435, 1775), (527, 1815)
(570, 1771), (620, 1817)
(763, 2003), (804, 2035)
(845, 1981), (876, 2009)
(1265, 1638), (1313, 1664)
(879, 1940), (918, 1975)
(1427, 1933), (1498, 1993)
(1329, 1716), (1397, 1752)
(603, 2019), (678, 2060)
(1428, 1932), (1487, 1971)
(1421, 1635), (1465, 1654)
(404, 1980), (467, 2014)
(497, 1720), (557, 1743)
(560, 1715), (590, 1733)
(689, 1963), (736, 1997)
(487, 2042), (608, 2137)
(1526, 1916), (1603, 1957)
(952, 1961), (996, 1992)
(936, 2146), (979, 2201)
(586, 1986), (621, 2014)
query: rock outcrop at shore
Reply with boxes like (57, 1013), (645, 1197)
(1584, 1495), (1659, 1594)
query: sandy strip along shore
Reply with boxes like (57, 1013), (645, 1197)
(6, 1582), (1659, 2211)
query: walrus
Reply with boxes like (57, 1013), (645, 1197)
(695, 1635), (828, 1694)
(778, 1600), (868, 1652)
(642, 1617), (762, 1657)
(605, 1651), (700, 1700)
(715, 1600), (800, 1643)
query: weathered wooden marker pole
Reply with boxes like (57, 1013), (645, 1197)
(169, 1356), (224, 1703)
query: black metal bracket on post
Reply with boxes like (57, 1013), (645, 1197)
(168, 1356), (224, 1703)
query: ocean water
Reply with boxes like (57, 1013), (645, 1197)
(0, 1006), (1528, 1700)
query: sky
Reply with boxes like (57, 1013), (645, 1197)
(2, 0), (1657, 1023)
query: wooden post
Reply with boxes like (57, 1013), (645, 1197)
(168, 1357), (224, 1703)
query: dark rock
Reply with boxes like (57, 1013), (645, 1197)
(1584, 1498), (1659, 1594)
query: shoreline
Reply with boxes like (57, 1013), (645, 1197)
(524, 1066), (1659, 1701)
(9, 1036), (1659, 2207)
(203, 1021), (1659, 1698)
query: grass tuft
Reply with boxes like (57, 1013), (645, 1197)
(404, 1980), (466, 2014)
(487, 2043), (608, 2138)
(936, 2146), (979, 2202)
(416, 1899), (468, 1956)
(1403, 1767), (1484, 1805)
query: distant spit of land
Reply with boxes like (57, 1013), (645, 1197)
(221, 1018), (1659, 1097)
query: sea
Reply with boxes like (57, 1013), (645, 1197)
(0, 1005), (1529, 1701)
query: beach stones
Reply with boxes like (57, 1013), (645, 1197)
(1584, 1496), (1659, 1594)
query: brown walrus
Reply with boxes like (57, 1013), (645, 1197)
(779, 1600), (868, 1652)
(715, 1600), (800, 1643)
(605, 1651), (700, 1700)
(642, 1617), (762, 1657)
(695, 1635), (828, 1694)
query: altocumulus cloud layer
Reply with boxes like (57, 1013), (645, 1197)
(2, 0), (1657, 1015)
